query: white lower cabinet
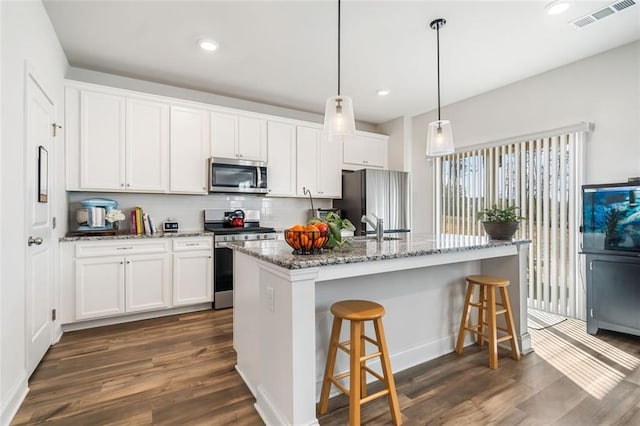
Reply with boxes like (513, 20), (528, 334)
(76, 253), (171, 320)
(172, 237), (214, 306)
(66, 237), (213, 323)
(75, 256), (126, 320)
(125, 253), (171, 313)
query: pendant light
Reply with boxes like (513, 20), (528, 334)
(324, 0), (356, 139)
(426, 18), (454, 157)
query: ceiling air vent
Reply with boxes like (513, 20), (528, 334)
(570, 0), (636, 29)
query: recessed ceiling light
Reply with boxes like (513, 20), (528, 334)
(376, 89), (390, 96)
(545, 0), (572, 15)
(198, 39), (218, 52)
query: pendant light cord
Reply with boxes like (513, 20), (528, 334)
(436, 22), (441, 121)
(338, 0), (341, 96)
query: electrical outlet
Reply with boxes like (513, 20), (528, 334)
(266, 287), (275, 312)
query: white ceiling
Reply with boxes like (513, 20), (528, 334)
(43, 0), (640, 124)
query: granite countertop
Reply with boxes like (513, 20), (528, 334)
(231, 233), (531, 269)
(60, 231), (212, 242)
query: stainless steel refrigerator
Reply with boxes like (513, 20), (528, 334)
(335, 169), (410, 236)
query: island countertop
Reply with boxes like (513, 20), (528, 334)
(231, 233), (530, 269)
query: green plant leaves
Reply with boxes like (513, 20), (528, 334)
(308, 212), (355, 248)
(477, 204), (525, 223)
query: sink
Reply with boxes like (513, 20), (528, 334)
(351, 236), (402, 242)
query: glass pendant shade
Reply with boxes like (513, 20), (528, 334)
(426, 119), (454, 156)
(324, 95), (356, 138)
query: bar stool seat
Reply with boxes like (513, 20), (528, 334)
(455, 275), (521, 369)
(318, 300), (402, 425)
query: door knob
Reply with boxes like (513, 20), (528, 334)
(28, 236), (43, 246)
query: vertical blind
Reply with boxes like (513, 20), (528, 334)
(435, 130), (586, 319)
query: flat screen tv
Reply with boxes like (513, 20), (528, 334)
(582, 182), (640, 254)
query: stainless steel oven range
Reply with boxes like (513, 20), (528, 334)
(204, 209), (276, 309)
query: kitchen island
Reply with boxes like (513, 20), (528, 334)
(232, 234), (531, 426)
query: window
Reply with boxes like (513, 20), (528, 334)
(435, 125), (589, 318)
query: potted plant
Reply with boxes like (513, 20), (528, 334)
(477, 204), (525, 240)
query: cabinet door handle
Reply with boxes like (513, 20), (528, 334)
(28, 236), (43, 246)
(127, 261), (131, 264)
(117, 247), (134, 250)
(185, 243), (199, 246)
(120, 261), (124, 264)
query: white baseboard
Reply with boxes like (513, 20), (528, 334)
(235, 365), (257, 398)
(0, 374), (28, 426)
(52, 323), (63, 344)
(255, 385), (320, 426)
(60, 303), (212, 332)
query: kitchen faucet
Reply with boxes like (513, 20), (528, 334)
(361, 213), (384, 242)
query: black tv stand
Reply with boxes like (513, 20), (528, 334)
(584, 252), (640, 337)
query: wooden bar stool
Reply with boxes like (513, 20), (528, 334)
(455, 275), (520, 369)
(318, 300), (402, 425)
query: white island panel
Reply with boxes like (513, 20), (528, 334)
(233, 235), (531, 426)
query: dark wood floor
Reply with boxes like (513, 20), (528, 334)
(12, 309), (640, 425)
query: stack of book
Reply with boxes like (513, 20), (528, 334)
(130, 207), (157, 236)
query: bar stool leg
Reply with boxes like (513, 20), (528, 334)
(319, 316), (343, 415)
(349, 320), (362, 426)
(500, 287), (521, 361)
(477, 285), (486, 346)
(455, 281), (475, 353)
(487, 287), (498, 369)
(360, 321), (367, 398)
(374, 318), (402, 425)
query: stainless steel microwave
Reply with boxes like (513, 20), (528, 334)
(209, 157), (268, 194)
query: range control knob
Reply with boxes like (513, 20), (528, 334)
(244, 235), (249, 240)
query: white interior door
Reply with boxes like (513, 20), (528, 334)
(25, 70), (55, 375)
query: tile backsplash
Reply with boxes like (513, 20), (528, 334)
(67, 192), (332, 233)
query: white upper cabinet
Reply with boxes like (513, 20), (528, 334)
(266, 121), (296, 197)
(68, 86), (170, 193)
(295, 125), (341, 199)
(296, 125), (320, 196)
(170, 106), (210, 194)
(211, 112), (267, 162)
(125, 98), (169, 192)
(65, 81), (388, 198)
(79, 90), (126, 191)
(342, 133), (388, 169)
(318, 137), (342, 198)
(210, 112), (237, 159)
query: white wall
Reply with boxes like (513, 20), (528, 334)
(0, 1), (68, 424)
(378, 116), (412, 172)
(409, 41), (640, 233)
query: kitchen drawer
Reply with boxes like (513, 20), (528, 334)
(173, 237), (213, 252)
(75, 240), (169, 258)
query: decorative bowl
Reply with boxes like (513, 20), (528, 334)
(284, 228), (329, 255)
